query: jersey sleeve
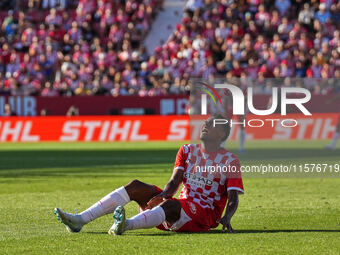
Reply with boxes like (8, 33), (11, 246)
(174, 144), (188, 171)
(225, 158), (244, 194)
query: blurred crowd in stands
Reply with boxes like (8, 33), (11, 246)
(0, 0), (339, 97)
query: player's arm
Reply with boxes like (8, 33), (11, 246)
(146, 145), (186, 209)
(217, 190), (239, 233)
(217, 158), (244, 233)
(161, 167), (184, 198)
(145, 167), (183, 209)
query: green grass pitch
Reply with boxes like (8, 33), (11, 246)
(0, 141), (339, 254)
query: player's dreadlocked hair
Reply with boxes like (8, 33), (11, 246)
(211, 113), (231, 141)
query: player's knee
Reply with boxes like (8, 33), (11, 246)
(124, 179), (142, 195)
(124, 179), (149, 200)
(160, 200), (181, 224)
(126, 179), (143, 188)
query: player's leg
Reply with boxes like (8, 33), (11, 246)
(326, 118), (340, 150)
(109, 199), (181, 235)
(124, 179), (161, 210)
(125, 199), (181, 230)
(78, 179), (159, 222)
(55, 179), (159, 232)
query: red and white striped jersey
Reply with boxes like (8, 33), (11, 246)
(174, 144), (244, 220)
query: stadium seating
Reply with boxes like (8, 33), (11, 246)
(0, 0), (339, 96)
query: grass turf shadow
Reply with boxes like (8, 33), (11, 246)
(84, 229), (340, 236)
(178, 229), (340, 234)
(1, 148), (338, 169)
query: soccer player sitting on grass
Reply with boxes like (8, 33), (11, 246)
(54, 114), (244, 234)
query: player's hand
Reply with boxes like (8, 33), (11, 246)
(216, 216), (235, 233)
(145, 194), (164, 209)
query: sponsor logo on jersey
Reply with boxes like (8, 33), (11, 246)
(184, 172), (213, 188)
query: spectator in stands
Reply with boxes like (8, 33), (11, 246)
(315, 3), (331, 24)
(298, 3), (314, 27)
(275, 0), (291, 16)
